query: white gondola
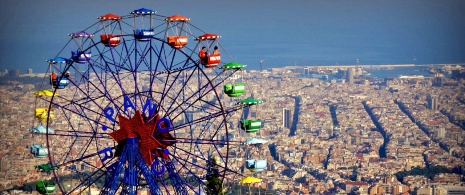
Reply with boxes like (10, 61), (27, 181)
(29, 125), (54, 134)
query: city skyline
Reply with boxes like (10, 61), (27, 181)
(2, 65), (465, 194)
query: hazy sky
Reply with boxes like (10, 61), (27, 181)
(1, 0), (464, 72)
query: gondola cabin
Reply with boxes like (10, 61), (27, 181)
(224, 83), (245, 97)
(244, 138), (268, 145)
(167, 36), (188, 49)
(204, 54), (221, 68)
(36, 180), (56, 194)
(134, 29), (154, 41)
(196, 33), (221, 68)
(51, 77), (69, 89)
(98, 13), (122, 47)
(245, 159), (267, 172)
(35, 108), (55, 121)
(131, 8), (156, 41)
(47, 57), (69, 64)
(29, 126), (54, 134)
(222, 62), (246, 70)
(240, 119), (262, 133)
(30, 144), (48, 158)
(100, 34), (121, 47)
(165, 15), (190, 49)
(239, 97), (262, 105)
(34, 89), (56, 97)
(69, 31), (93, 63)
(239, 176), (262, 185)
(71, 50), (91, 63)
(35, 163), (58, 173)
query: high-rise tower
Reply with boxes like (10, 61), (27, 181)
(283, 108), (291, 128)
(346, 67), (355, 85)
(427, 95), (438, 110)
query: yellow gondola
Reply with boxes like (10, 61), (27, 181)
(239, 176), (262, 184)
(34, 89), (57, 97)
(35, 108), (55, 121)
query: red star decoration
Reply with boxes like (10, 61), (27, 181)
(109, 110), (176, 165)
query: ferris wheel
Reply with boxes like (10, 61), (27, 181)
(28, 8), (264, 195)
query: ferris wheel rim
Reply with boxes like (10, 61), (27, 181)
(38, 28), (239, 195)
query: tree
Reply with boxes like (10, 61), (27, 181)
(349, 166), (358, 181)
(205, 156), (224, 195)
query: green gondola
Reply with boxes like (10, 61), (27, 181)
(222, 62), (246, 70)
(239, 97), (262, 105)
(35, 163), (58, 173)
(240, 119), (262, 133)
(224, 83), (245, 97)
(36, 180), (56, 194)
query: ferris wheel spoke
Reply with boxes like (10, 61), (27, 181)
(50, 105), (106, 164)
(171, 104), (243, 132)
(53, 100), (118, 134)
(158, 70), (194, 116)
(165, 83), (217, 120)
(45, 133), (105, 138)
(165, 67), (234, 120)
(68, 166), (108, 194)
(168, 147), (243, 181)
(84, 62), (121, 106)
(161, 65), (212, 116)
(48, 129), (109, 137)
(165, 152), (211, 189)
(55, 145), (116, 169)
(159, 159), (188, 194)
(165, 137), (242, 145)
(56, 98), (110, 128)
(156, 51), (184, 111)
(53, 133), (81, 164)
(61, 166), (110, 194)
(152, 40), (170, 73)
(121, 38), (139, 72)
(96, 47), (126, 71)
(53, 133), (97, 166)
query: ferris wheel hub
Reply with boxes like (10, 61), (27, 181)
(109, 110), (175, 164)
(126, 137), (139, 144)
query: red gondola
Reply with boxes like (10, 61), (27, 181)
(98, 13), (122, 47)
(196, 33), (221, 68)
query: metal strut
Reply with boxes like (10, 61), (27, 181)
(164, 159), (188, 195)
(100, 137), (163, 195)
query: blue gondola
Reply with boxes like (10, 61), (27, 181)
(69, 31), (93, 63)
(134, 29), (155, 41)
(71, 50), (91, 63)
(131, 8), (156, 41)
(51, 77), (69, 89)
(47, 57), (70, 64)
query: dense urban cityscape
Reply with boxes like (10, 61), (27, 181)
(1, 64), (465, 194)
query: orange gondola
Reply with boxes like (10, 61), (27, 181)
(165, 15), (190, 49)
